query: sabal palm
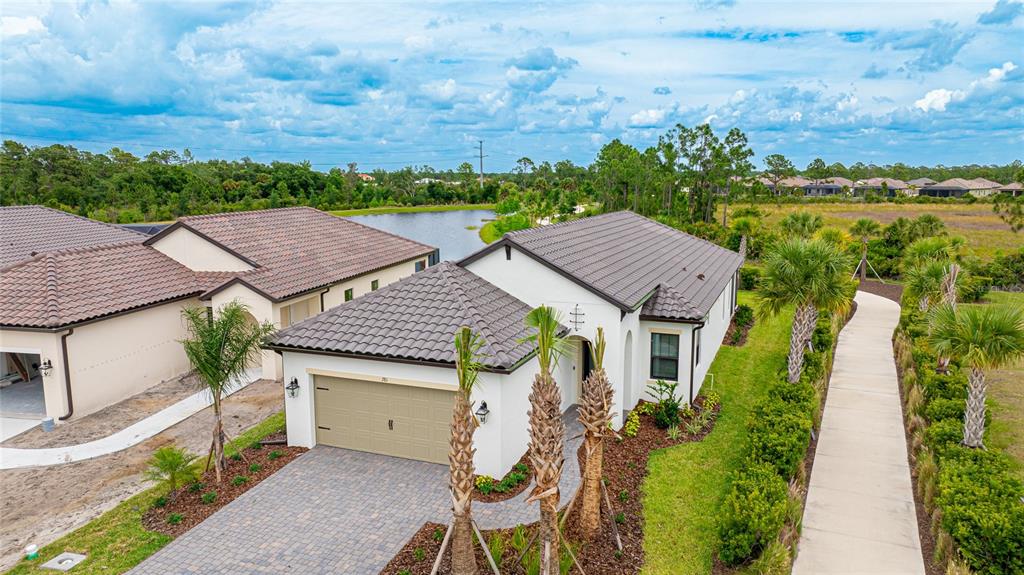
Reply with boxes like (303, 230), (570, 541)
(449, 327), (484, 575)
(779, 211), (823, 238)
(181, 301), (275, 483)
(903, 236), (964, 271)
(523, 305), (568, 574)
(927, 304), (1024, 447)
(144, 445), (198, 493)
(758, 238), (853, 383)
(904, 261), (948, 312)
(849, 218), (879, 280)
(577, 327), (613, 539)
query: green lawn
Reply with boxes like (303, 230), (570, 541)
(329, 203), (494, 217)
(6, 413), (287, 575)
(642, 291), (792, 574)
(971, 291), (1024, 479)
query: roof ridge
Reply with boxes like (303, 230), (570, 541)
(0, 241), (145, 273)
(43, 253), (61, 327)
(34, 205), (149, 239)
(177, 206), (318, 222)
(437, 263), (512, 367)
(505, 210), (622, 238)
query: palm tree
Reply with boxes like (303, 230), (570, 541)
(181, 301), (275, 483)
(577, 327), (613, 539)
(758, 238), (854, 383)
(779, 211), (824, 238)
(904, 261), (948, 312)
(903, 236), (965, 271)
(849, 218), (880, 281)
(523, 305), (569, 574)
(927, 304), (1024, 448)
(144, 445), (198, 494)
(449, 327), (484, 575)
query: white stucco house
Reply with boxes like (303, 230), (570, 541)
(268, 211), (743, 478)
(0, 206), (436, 424)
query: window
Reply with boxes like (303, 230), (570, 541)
(695, 328), (702, 366)
(344, 288), (354, 302)
(415, 260), (426, 272)
(650, 333), (679, 381)
(371, 279), (379, 291)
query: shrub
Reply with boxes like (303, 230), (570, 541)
(744, 540), (791, 575)
(733, 304), (755, 328)
(231, 475), (249, 486)
(922, 371), (969, 401)
(739, 267), (761, 290)
(167, 513), (184, 525)
(646, 379), (682, 429)
(614, 512), (625, 524)
(811, 318), (834, 351)
(229, 452), (242, 461)
(747, 396), (813, 481)
(488, 531), (505, 566)
(717, 463), (788, 566)
(432, 526), (445, 543)
(800, 351), (826, 385)
(268, 450), (283, 460)
(201, 491), (217, 504)
(623, 409), (641, 438)
(249, 463), (263, 473)
(152, 496), (168, 508)
(412, 547), (425, 562)
(926, 419), (964, 455)
(937, 449), (1024, 575)
(703, 390), (722, 411)
(187, 481), (204, 493)
(667, 425), (681, 441)
(957, 274), (991, 303)
(475, 475), (495, 494)
(248, 440), (263, 450)
(924, 397), (965, 423)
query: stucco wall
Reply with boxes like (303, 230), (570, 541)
(150, 226), (253, 272)
(279, 349), (577, 478)
(464, 246), (625, 428)
(0, 329), (64, 419)
(320, 257), (425, 310)
(64, 298), (198, 418)
(210, 283), (278, 380)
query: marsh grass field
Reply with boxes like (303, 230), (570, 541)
(728, 202), (1021, 259)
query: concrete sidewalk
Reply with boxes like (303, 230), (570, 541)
(793, 291), (926, 575)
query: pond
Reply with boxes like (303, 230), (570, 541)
(344, 209), (495, 262)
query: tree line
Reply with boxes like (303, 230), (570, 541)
(1, 132), (1020, 223)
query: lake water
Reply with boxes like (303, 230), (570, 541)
(344, 209), (495, 262)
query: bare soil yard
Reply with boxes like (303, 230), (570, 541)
(0, 378), (282, 571)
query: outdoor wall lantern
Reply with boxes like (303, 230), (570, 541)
(285, 377), (300, 398)
(39, 359), (53, 377)
(475, 401), (490, 424)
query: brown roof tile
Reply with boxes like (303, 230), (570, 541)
(0, 205), (145, 268)
(0, 243), (202, 329)
(268, 262), (544, 371)
(148, 207), (436, 301)
(461, 211), (743, 320)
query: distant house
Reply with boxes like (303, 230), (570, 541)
(999, 182), (1023, 197)
(0, 206), (437, 423)
(920, 178), (1003, 198)
(357, 173), (375, 182)
(854, 178), (909, 197)
(907, 177), (936, 189)
(803, 177), (853, 196)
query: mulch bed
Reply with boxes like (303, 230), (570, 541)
(383, 398), (721, 575)
(723, 317), (754, 347)
(858, 279), (903, 304)
(142, 443), (307, 537)
(473, 452), (534, 503)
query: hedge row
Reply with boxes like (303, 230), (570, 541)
(717, 315), (836, 566)
(898, 308), (1024, 575)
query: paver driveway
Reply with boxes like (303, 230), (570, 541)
(130, 447), (449, 575)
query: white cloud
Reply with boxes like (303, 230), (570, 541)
(628, 108), (667, 127)
(789, 111), (803, 122)
(422, 78), (457, 101)
(914, 88), (964, 112)
(1, 16), (45, 37)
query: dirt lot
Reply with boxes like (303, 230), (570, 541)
(0, 379), (282, 570)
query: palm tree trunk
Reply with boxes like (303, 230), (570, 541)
(918, 296), (929, 312)
(787, 305), (814, 383)
(962, 367), (987, 448)
(450, 396), (477, 575)
(212, 394), (225, 483)
(579, 436), (604, 538)
(859, 240), (868, 281)
(528, 371), (564, 575)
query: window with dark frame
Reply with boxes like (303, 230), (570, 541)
(650, 332), (680, 381)
(415, 259), (426, 272)
(371, 279), (379, 291)
(344, 288), (354, 302)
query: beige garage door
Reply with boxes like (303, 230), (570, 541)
(314, 375), (454, 464)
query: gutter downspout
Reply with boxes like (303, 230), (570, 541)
(319, 287), (331, 312)
(58, 328), (75, 421)
(688, 321), (705, 405)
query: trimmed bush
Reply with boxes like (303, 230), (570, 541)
(747, 394), (813, 480)
(717, 463), (788, 566)
(921, 372), (969, 401)
(739, 266), (761, 290)
(923, 397), (965, 423)
(733, 304), (755, 328)
(926, 418), (964, 455)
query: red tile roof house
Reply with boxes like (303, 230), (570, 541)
(0, 206), (436, 423)
(266, 211), (743, 478)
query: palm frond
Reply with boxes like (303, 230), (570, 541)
(927, 304), (1024, 370)
(521, 305), (569, 374)
(453, 326), (485, 396)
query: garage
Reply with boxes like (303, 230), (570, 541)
(313, 375), (454, 464)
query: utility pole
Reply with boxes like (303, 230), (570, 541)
(477, 140), (486, 191)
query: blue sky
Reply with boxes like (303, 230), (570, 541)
(1, 1), (1021, 171)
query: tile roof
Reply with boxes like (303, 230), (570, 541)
(0, 205), (145, 268)
(462, 211), (743, 321)
(0, 243), (203, 329)
(929, 178), (1000, 190)
(147, 207), (436, 301)
(999, 182), (1023, 191)
(856, 177), (908, 189)
(267, 262), (544, 371)
(907, 177), (937, 187)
